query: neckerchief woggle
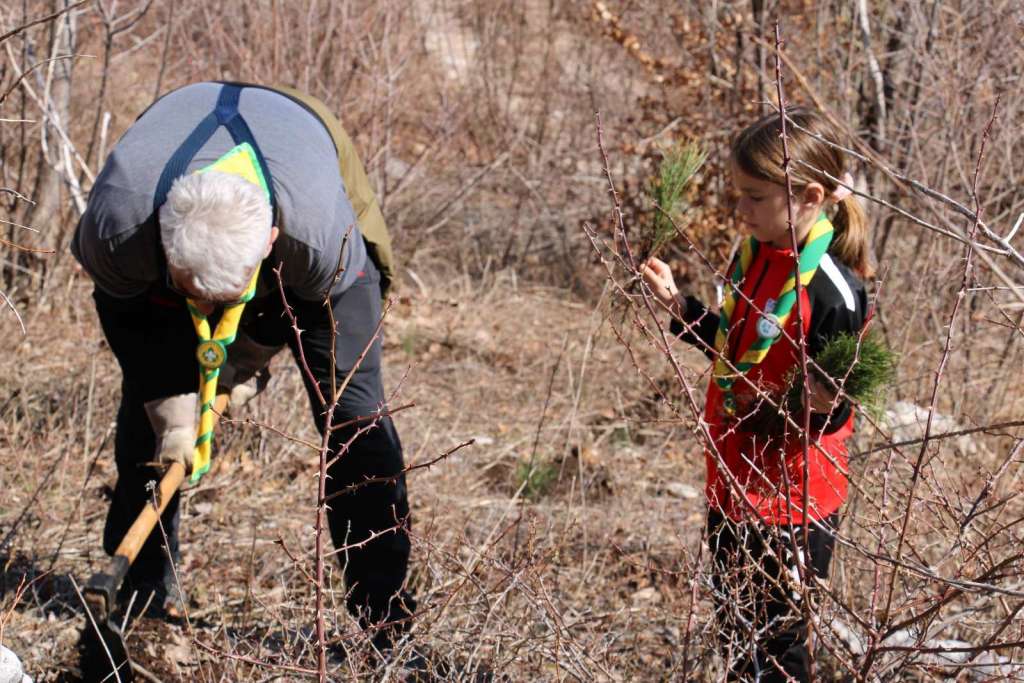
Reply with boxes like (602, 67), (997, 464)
(713, 212), (834, 417)
(187, 143), (270, 482)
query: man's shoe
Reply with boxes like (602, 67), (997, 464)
(161, 580), (188, 618)
(117, 575), (188, 620)
(400, 646), (445, 682)
(400, 648), (499, 683)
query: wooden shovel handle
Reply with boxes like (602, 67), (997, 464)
(113, 461), (186, 564)
(113, 392), (230, 564)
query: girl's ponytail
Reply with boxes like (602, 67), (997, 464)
(831, 194), (874, 279)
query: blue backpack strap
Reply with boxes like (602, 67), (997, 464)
(215, 85), (276, 210)
(153, 110), (218, 213)
(153, 83), (277, 213)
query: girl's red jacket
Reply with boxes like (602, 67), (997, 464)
(671, 242), (868, 525)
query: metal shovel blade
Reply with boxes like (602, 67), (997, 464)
(79, 616), (133, 682)
(79, 558), (135, 682)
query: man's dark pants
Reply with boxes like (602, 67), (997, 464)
(94, 260), (413, 631)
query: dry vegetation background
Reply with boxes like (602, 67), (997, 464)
(1, 0), (1024, 680)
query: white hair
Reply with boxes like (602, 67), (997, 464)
(160, 171), (272, 299)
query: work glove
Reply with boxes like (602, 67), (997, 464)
(217, 331), (284, 410)
(144, 393), (198, 471)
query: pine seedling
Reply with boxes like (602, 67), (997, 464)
(646, 139), (707, 258)
(789, 331), (897, 419)
(515, 458), (558, 501)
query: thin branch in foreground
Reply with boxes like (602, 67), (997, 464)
(0, 0), (88, 46)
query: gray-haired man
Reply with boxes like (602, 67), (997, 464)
(72, 81), (413, 646)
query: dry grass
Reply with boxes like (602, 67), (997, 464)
(0, 269), (717, 680)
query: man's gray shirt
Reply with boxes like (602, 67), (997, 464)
(72, 82), (367, 301)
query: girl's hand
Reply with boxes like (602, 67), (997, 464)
(641, 257), (680, 309)
(806, 373), (839, 413)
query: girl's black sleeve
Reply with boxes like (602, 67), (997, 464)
(805, 257), (870, 435)
(669, 294), (719, 360)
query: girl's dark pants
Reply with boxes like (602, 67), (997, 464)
(93, 260), (414, 635)
(706, 508), (837, 682)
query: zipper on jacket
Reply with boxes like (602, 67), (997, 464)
(729, 255), (770, 363)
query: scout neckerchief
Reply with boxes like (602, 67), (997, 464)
(186, 142), (271, 482)
(713, 212), (834, 416)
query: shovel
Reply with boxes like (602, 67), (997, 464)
(78, 393), (229, 682)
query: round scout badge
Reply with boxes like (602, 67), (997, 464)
(196, 339), (228, 369)
(756, 298), (782, 340)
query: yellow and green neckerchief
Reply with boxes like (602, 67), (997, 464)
(186, 142), (270, 482)
(714, 213), (834, 416)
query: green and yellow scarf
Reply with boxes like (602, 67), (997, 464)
(714, 213), (834, 416)
(186, 143), (270, 481)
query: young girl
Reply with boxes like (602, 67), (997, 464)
(642, 107), (872, 681)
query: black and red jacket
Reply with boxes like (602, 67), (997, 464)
(671, 242), (868, 525)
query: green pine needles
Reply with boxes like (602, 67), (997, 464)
(791, 331), (897, 418)
(646, 139), (707, 257)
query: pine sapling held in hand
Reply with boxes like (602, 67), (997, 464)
(790, 331), (897, 419)
(646, 139), (707, 259)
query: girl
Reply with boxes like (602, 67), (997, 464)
(642, 107), (872, 681)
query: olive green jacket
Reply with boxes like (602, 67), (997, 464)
(273, 84), (395, 296)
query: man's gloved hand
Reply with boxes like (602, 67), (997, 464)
(218, 331), (284, 410)
(144, 393), (198, 471)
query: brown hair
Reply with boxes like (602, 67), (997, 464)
(730, 107), (874, 279)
